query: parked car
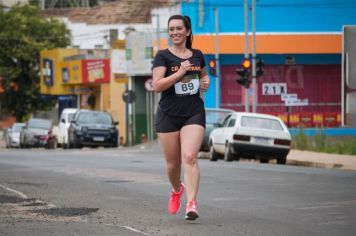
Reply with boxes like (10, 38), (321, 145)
(6, 123), (25, 148)
(52, 108), (78, 148)
(20, 118), (54, 148)
(3, 128), (11, 148)
(68, 110), (118, 148)
(209, 112), (291, 164)
(200, 108), (234, 151)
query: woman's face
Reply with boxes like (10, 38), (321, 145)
(168, 19), (190, 46)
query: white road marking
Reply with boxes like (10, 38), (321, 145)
(105, 224), (150, 235)
(0, 184), (28, 199)
(121, 226), (151, 235)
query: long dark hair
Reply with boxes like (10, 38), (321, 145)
(168, 14), (193, 49)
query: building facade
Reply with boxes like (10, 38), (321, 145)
(178, 0), (356, 127)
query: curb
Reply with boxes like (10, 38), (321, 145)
(198, 152), (345, 169)
(286, 159), (343, 169)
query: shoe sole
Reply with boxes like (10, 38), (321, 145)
(185, 211), (199, 220)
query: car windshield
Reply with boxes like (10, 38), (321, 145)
(12, 125), (24, 132)
(241, 116), (283, 131)
(206, 110), (232, 124)
(78, 112), (112, 124)
(68, 113), (75, 122)
(28, 119), (51, 129)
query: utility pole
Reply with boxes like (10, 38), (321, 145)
(252, 0), (257, 113)
(214, 7), (220, 108)
(244, 0), (249, 112)
(39, 0), (45, 10)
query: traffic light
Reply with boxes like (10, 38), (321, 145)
(256, 57), (264, 78)
(236, 58), (251, 88)
(208, 59), (217, 77)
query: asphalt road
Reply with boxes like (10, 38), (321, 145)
(0, 146), (356, 236)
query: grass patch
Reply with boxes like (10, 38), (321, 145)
(292, 128), (356, 155)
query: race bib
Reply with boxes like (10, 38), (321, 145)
(174, 74), (199, 96)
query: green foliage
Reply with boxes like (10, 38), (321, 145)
(292, 128), (356, 155)
(293, 126), (309, 150)
(0, 4), (71, 121)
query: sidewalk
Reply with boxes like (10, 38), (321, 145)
(287, 150), (356, 171)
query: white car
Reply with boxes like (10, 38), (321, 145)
(52, 108), (78, 148)
(209, 112), (291, 164)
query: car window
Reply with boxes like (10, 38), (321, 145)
(206, 110), (232, 124)
(227, 119), (236, 127)
(241, 116), (283, 131)
(28, 119), (51, 129)
(221, 114), (231, 127)
(78, 112), (112, 124)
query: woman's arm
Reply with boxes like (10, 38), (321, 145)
(200, 67), (210, 92)
(152, 60), (192, 92)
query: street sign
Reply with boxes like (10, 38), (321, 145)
(144, 78), (154, 92)
(285, 98), (309, 106)
(122, 90), (135, 103)
(262, 83), (287, 95)
(281, 93), (297, 101)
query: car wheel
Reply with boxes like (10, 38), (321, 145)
(277, 155), (287, 165)
(224, 142), (234, 162)
(260, 158), (269, 164)
(209, 143), (219, 162)
(49, 138), (57, 149)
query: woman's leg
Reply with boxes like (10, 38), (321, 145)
(158, 131), (182, 192)
(180, 124), (204, 202)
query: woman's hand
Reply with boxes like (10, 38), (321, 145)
(200, 76), (210, 92)
(176, 60), (192, 78)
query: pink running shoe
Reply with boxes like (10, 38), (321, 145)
(185, 200), (199, 220)
(168, 183), (185, 215)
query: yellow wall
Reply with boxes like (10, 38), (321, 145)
(60, 60), (83, 86)
(40, 48), (78, 95)
(108, 75), (127, 144)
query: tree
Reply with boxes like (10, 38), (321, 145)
(0, 4), (71, 121)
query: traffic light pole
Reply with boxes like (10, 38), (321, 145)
(252, 0), (257, 113)
(214, 7), (220, 108)
(244, 0), (249, 112)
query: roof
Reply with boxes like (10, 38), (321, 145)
(43, 0), (173, 24)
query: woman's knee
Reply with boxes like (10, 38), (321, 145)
(166, 161), (181, 172)
(182, 152), (198, 165)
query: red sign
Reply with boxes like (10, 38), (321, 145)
(82, 59), (110, 84)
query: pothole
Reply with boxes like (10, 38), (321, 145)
(0, 195), (35, 204)
(30, 207), (99, 217)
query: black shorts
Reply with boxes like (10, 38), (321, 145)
(155, 107), (206, 133)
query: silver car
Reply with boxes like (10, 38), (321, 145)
(20, 118), (53, 148)
(6, 123), (25, 148)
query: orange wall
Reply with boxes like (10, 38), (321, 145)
(154, 34), (341, 54)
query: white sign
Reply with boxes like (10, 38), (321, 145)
(285, 99), (309, 106)
(262, 83), (287, 95)
(126, 32), (153, 76)
(281, 93), (298, 101)
(111, 50), (126, 74)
